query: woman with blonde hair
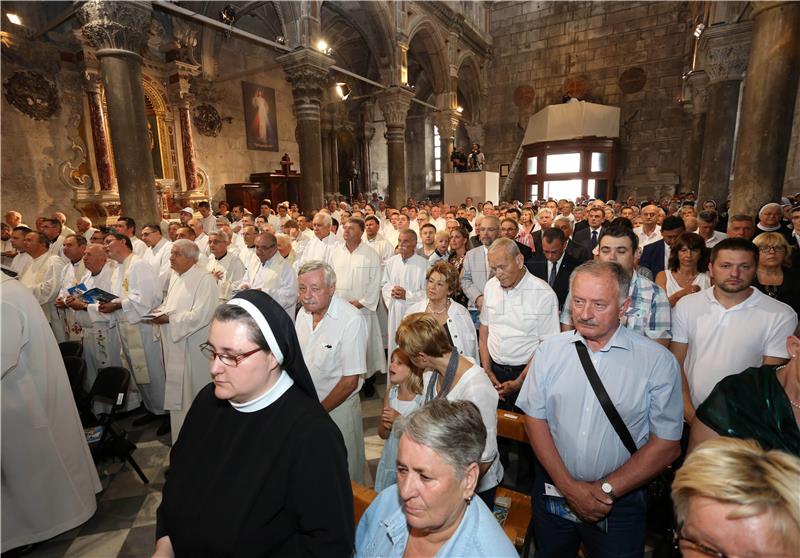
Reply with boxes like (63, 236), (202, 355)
(395, 313), (502, 506)
(753, 231), (800, 314)
(405, 261), (479, 362)
(672, 438), (800, 557)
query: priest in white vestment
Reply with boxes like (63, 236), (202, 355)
(293, 213), (342, 271)
(141, 224), (173, 294)
(115, 217), (147, 257)
(19, 231), (67, 342)
(151, 239), (219, 440)
(381, 229), (428, 366)
(206, 231), (246, 302)
(68, 244), (121, 392)
(100, 233), (165, 420)
(241, 232), (298, 320)
(330, 219), (385, 377)
(8, 226), (32, 275)
(54, 234), (87, 342)
(1, 275), (101, 552)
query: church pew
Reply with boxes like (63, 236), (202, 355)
(495, 410), (533, 547)
(351, 480), (377, 524)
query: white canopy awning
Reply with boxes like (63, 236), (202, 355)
(522, 100), (620, 145)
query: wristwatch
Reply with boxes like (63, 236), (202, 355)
(600, 478), (616, 501)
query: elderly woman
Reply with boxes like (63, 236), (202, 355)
(655, 232), (711, 307)
(672, 438), (800, 557)
(405, 261), (479, 363)
(153, 291), (353, 557)
(395, 313), (503, 506)
(689, 322), (800, 456)
(752, 232), (800, 314)
(356, 399), (517, 557)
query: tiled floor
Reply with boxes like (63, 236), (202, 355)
(4, 379), (390, 558)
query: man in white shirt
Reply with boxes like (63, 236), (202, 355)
(75, 216), (98, 243)
(20, 231), (67, 342)
(461, 215), (502, 326)
(240, 225), (258, 265)
(40, 218), (68, 262)
(114, 217), (147, 257)
(429, 205), (447, 231)
(296, 261), (367, 483)
(330, 218), (385, 384)
(150, 239), (219, 439)
(479, 238), (560, 411)
(381, 229), (428, 365)
(197, 201), (218, 234)
(670, 238), (797, 424)
(294, 212), (343, 270)
(697, 210), (728, 248)
(141, 223), (173, 293)
(207, 231), (246, 302)
(241, 232), (297, 319)
(53, 234), (87, 342)
(633, 204), (662, 248)
(363, 215), (395, 268)
(8, 226), (32, 275)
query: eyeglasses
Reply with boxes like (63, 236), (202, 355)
(759, 246), (786, 253)
(199, 343), (262, 367)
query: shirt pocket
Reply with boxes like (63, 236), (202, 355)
(314, 338), (341, 374)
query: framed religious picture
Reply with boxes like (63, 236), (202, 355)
(500, 163), (510, 177)
(242, 82), (278, 151)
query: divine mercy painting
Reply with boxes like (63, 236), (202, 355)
(242, 82), (278, 151)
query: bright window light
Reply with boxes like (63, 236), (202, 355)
(6, 13), (22, 25)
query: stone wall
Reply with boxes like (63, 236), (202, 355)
(784, 83), (800, 197)
(486, 1), (697, 200)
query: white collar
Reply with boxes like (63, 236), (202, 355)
(230, 370), (294, 413)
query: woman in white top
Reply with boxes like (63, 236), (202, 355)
(405, 261), (479, 363)
(656, 232), (711, 307)
(395, 312), (503, 508)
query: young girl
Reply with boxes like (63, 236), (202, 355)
(373, 349), (424, 492)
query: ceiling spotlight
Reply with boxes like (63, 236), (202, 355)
(6, 13), (21, 25)
(335, 83), (352, 101)
(219, 5), (236, 25)
(276, 35), (285, 44)
(456, 106), (464, 114)
(693, 23), (705, 38)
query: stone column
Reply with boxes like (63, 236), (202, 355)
(730, 2), (800, 215)
(79, 0), (159, 227)
(84, 72), (115, 191)
(681, 71), (709, 193)
(377, 86), (415, 207)
(277, 48), (334, 212)
(696, 22), (751, 207)
(433, 110), (460, 173)
(178, 99), (198, 191)
(321, 110), (333, 198)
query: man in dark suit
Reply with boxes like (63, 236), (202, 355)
(500, 217), (534, 260)
(639, 215), (685, 276)
(527, 227), (581, 310)
(553, 216), (592, 263)
(572, 206), (605, 252)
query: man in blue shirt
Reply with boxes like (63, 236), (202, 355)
(517, 260), (683, 557)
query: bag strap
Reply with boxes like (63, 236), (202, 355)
(574, 341), (638, 455)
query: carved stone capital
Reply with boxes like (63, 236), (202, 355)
(699, 22), (752, 83)
(167, 60), (202, 104)
(377, 86), (415, 130)
(432, 110), (460, 140)
(683, 70), (710, 115)
(277, 48), (334, 121)
(78, 0), (153, 57)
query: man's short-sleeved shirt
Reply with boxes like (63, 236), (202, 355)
(671, 287), (797, 407)
(561, 272), (672, 341)
(480, 271), (560, 366)
(296, 295), (367, 401)
(517, 326), (683, 481)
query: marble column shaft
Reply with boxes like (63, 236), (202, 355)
(696, 23), (751, 207)
(79, 1), (159, 227)
(377, 87), (415, 207)
(85, 81), (115, 191)
(277, 49), (334, 212)
(179, 102), (198, 191)
(730, 2), (800, 216)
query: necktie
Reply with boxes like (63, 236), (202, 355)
(548, 261), (557, 287)
(591, 230), (598, 250)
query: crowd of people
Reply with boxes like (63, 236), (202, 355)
(2, 189), (800, 557)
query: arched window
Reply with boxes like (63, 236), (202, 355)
(433, 125), (442, 185)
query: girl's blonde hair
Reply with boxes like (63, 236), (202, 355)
(390, 348), (423, 395)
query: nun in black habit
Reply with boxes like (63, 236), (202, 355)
(154, 290), (354, 557)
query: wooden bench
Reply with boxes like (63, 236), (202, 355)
(496, 409), (533, 547)
(352, 480), (377, 524)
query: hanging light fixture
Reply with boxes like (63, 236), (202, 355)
(219, 5), (236, 25)
(335, 83), (352, 101)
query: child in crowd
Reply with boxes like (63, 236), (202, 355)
(373, 349), (424, 492)
(428, 230), (451, 265)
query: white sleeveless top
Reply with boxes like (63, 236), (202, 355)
(665, 270), (711, 297)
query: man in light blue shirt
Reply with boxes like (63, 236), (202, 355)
(517, 260), (682, 557)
